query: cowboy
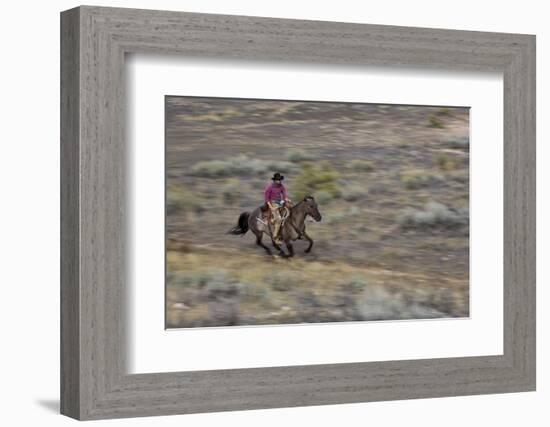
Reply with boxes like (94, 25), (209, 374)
(264, 172), (291, 245)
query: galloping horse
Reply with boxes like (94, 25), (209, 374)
(228, 196), (322, 257)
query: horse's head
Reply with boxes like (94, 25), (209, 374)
(303, 196), (322, 222)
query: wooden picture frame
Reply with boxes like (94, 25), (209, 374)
(60, 5), (536, 420)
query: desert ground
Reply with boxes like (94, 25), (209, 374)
(165, 97), (469, 328)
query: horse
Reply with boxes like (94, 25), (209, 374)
(228, 196), (322, 257)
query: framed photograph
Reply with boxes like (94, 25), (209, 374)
(60, 5), (536, 420)
(164, 96), (471, 329)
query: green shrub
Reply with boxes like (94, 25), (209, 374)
(427, 115), (444, 128)
(436, 153), (460, 171)
(398, 201), (468, 230)
(400, 170), (441, 190)
(169, 270), (233, 289)
(263, 159), (297, 174)
(267, 272), (296, 292)
(286, 148), (314, 162)
(167, 184), (204, 215)
(326, 206), (361, 224)
(194, 271), (212, 288)
(170, 272), (195, 287)
(348, 159), (374, 172)
(205, 270), (230, 293)
(190, 160), (229, 177)
(342, 184), (368, 201)
(191, 155), (296, 178)
(237, 282), (271, 303)
(315, 190), (335, 204)
(221, 178), (242, 204)
(436, 107), (452, 117)
(446, 136), (469, 149)
(347, 275), (368, 292)
(181, 106), (242, 123)
(397, 141), (410, 149)
(448, 170), (469, 184)
(292, 161), (341, 200)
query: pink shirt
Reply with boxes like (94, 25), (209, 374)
(264, 182), (288, 203)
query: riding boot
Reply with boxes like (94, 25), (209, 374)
(273, 221), (283, 245)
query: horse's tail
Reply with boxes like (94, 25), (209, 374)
(227, 212), (250, 235)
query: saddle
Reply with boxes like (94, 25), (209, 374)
(258, 202), (303, 239)
(259, 202), (289, 223)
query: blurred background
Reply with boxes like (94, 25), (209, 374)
(165, 96), (470, 328)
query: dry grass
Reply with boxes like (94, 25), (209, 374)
(166, 248), (469, 328)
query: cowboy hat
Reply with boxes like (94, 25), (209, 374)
(271, 172), (284, 181)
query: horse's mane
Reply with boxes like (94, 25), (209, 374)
(291, 196), (314, 210)
(289, 197), (315, 219)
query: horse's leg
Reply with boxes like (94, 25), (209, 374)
(255, 231), (272, 255)
(284, 240), (295, 258)
(270, 238), (286, 257)
(303, 231), (314, 253)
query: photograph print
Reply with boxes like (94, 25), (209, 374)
(165, 96), (470, 329)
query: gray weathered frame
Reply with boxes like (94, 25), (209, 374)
(60, 5), (536, 421)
